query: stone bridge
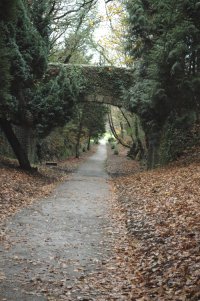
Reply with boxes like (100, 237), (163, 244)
(48, 63), (134, 107)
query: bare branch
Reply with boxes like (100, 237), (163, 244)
(53, 0), (97, 20)
(104, 0), (115, 32)
(48, 0), (56, 16)
(49, 29), (68, 50)
(89, 40), (114, 65)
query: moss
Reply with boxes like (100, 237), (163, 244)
(48, 64), (133, 106)
(156, 112), (198, 167)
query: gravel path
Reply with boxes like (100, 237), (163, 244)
(0, 142), (115, 301)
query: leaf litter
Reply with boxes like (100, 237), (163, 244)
(107, 144), (200, 301)
(0, 145), (200, 300)
(0, 149), (96, 240)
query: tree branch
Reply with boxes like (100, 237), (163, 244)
(119, 108), (135, 143)
(48, 0), (56, 16)
(53, 0), (97, 20)
(108, 107), (130, 148)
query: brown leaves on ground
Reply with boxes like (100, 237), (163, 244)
(1, 145), (199, 300)
(0, 149), (96, 232)
(106, 145), (141, 176)
(0, 167), (55, 228)
(107, 145), (200, 300)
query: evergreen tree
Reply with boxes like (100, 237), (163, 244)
(0, 0), (50, 169)
(125, 0), (200, 167)
(0, 0), (83, 169)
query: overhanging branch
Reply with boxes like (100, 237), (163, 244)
(108, 107), (130, 148)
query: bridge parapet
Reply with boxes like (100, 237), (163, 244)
(47, 63), (134, 107)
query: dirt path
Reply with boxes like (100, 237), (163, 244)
(0, 142), (122, 301)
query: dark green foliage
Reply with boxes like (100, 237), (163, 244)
(0, 38), (12, 110)
(82, 103), (108, 140)
(0, 0), (18, 21)
(38, 103), (108, 161)
(30, 67), (84, 137)
(29, 0), (51, 41)
(0, 0), (49, 123)
(37, 127), (76, 162)
(157, 112), (199, 165)
(125, 0), (200, 167)
(72, 102), (107, 157)
(108, 137), (116, 143)
(0, 0), (18, 115)
(126, 0), (200, 118)
(0, 0), (82, 168)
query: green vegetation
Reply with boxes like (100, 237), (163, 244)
(0, 0), (107, 168)
(0, 0), (199, 169)
(125, 0), (200, 167)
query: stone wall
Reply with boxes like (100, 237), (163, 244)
(48, 63), (134, 107)
(146, 112), (200, 168)
(0, 126), (36, 163)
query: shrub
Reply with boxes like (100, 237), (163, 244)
(114, 148), (119, 155)
(108, 137), (115, 143)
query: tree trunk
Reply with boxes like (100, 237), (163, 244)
(197, 49), (200, 73)
(87, 134), (91, 151)
(108, 109), (130, 148)
(120, 122), (124, 139)
(75, 121), (83, 158)
(119, 108), (135, 143)
(0, 119), (32, 170)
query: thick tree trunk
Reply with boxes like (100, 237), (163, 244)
(0, 119), (32, 170)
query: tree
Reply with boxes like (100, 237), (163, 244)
(0, 0), (85, 169)
(71, 103), (107, 158)
(0, 0), (50, 169)
(48, 0), (99, 63)
(125, 0), (200, 167)
(83, 103), (107, 150)
(0, 0), (34, 169)
(90, 0), (133, 66)
(0, 0), (17, 108)
(30, 66), (84, 138)
(107, 106), (131, 148)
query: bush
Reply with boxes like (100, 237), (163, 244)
(114, 148), (119, 155)
(108, 137), (116, 143)
(113, 144), (119, 155)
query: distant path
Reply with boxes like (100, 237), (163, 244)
(0, 142), (117, 300)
